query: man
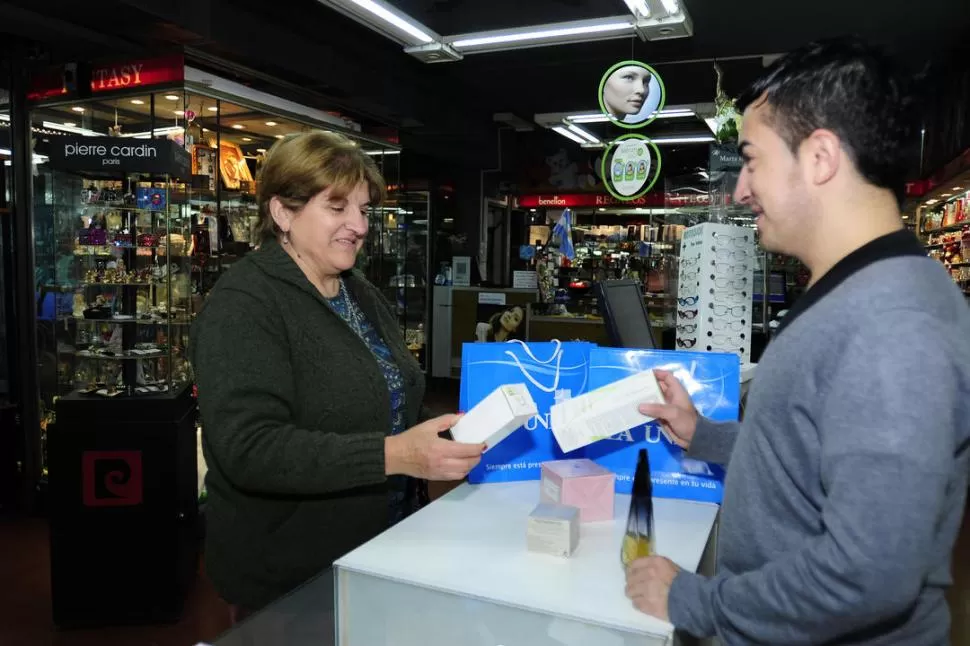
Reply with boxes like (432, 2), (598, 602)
(629, 36), (970, 645)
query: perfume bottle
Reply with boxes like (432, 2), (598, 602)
(621, 448), (655, 567)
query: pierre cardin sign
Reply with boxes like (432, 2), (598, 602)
(47, 137), (192, 178)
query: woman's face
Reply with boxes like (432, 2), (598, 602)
(501, 307), (523, 331)
(603, 66), (651, 117)
(274, 182), (371, 275)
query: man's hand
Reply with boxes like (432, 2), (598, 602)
(639, 369), (698, 450)
(625, 556), (681, 621)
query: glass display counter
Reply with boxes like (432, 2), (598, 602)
(208, 481), (719, 646)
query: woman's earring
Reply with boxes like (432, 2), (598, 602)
(282, 231), (290, 245)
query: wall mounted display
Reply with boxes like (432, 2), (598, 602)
(598, 60), (666, 128)
(600, 134), (662, 201)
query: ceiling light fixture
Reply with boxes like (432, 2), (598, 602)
(265, 121), (278, 126)
(450, 18), (635, 51)
(242, 137), (252, 142)
(208, 106), (218, 112)
(622, 0), (650, 17)
(165, 94), (180, 101)
(275, 134), (285, 139)
(256, 148), (267, 153)
(660, 0), (680, 14)
(71, 106), (85, 113)
(364, 150), (402, 156)
(62, 121), (76, 127)
(174, 110), (185, 116)
(651, 135), (715, 145)
(316, 0), (436, 45)
(565, 123), (601, 145)
(130, 99), (145, 105)
(552, 126), (587, 145)
(232, 124), (245, 129)
(566, 107), (695, 124)
(953, 187), (965, 191)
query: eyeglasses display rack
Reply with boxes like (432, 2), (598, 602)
(40, 136), (200, 628)
(676, 222), (756, 361)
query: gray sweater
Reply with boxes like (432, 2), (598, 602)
(668, 252), (970, 644)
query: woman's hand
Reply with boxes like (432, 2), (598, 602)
(385, 414), (485, 481)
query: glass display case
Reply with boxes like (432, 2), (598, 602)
(33, 138), (193, 419)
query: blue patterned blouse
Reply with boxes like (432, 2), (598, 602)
(325, 278), (417, 525)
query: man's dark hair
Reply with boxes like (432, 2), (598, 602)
(737, 36), (917, 204)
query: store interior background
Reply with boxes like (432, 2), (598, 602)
(2, 0), (970, 644)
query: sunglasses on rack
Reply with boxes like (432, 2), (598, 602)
(677, 295), (699, 306)
(678, 309), (699, 320)
(677, 338), (697, 349)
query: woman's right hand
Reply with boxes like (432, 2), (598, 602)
(385, 414), (485, 481)
(638, 369), (698, 450)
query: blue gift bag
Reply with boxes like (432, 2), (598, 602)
(584, 348), (740, 503)
(460, 340), (594, 483)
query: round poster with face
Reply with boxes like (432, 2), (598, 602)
(598, 60), (666, 129)
(601, 134), (662, 201)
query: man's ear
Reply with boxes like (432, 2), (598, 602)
(802, 129), (841, 187)
(269, 196), (292, 233)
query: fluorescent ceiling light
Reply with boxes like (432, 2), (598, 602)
(0, 114), (9, 121)
(207, 106), (218, 112)
(365, 149), (402, 156)
(450, 18), (634, 50)
(566, 107), (695, 124)
(622, 0), (650, 17)
(320, 0), (435, 44)
(265, 121), (278, 126)
(165, 94), (180, 101)
(130, 99), (145, 105)
(566, 124), (600, 145)
(41, 121), (104, 136)
(660, 0), (680, 14)
(121, 126), (185, 139)
(174, 110), (185, 116)
(652, 135), (715, 145)
(71, 106), (85, 113)
(552, 126), (587, 145)
(925, 199), (939, 205)
(232, 124), (245, 129)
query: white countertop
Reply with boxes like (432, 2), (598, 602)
(335, 481), (719, 639)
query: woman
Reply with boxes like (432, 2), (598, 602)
(191, 131), (485, 620)
(602, 64), (652, 123)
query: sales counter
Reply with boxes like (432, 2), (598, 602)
(208, 481), (719, 646)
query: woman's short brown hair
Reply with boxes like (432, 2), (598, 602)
(256, 130), (387, 243)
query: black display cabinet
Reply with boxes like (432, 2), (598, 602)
(39, 137), (200, 627)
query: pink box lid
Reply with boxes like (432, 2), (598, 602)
(541, 459), (613, 480)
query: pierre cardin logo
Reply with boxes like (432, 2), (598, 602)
(82, 450), (143, 507)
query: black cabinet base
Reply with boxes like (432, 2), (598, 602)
(48, 385), (199, 628)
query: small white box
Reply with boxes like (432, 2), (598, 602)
(527, 503), (580, 557)
(550, 370), (665, 454)
(451, 383), (537, 452)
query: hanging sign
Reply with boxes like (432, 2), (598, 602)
(601, 134), (662, 201)
(598, 60), (666, 129)
(47, 136), (192, 178)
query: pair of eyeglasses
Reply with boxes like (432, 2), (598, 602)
(681, 257), (700, 268)
(710, 304), (746, 316)
(678, 295), (699, 306)
(712, 262), (749, 275)
(712, 234), (751, 249)
(678, 309), (699, 320)
(711, 276), (748, 290)
(707, 331), (746, 341)
(712, 247), (749, 262)
(712, 290), (749, 303)
(710, 319), (746, 331)
(677, 338), (697, 349)
(677, 323), (697, 334)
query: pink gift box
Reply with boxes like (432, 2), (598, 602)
(540, 459), (615, 523)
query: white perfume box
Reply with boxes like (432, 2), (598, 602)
(451, 383), (537, 451)
(550, 369), (665, 454)
(527, 503), (580, 558)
